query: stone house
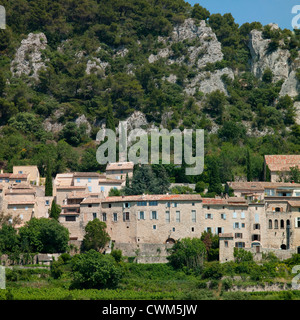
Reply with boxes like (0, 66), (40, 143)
(264, 155), (300, 182)
(105, 162), (134, 181)
(13, 165), (40, 186)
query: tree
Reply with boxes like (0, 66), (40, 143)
(289, 166), (300, 183)
(49, 199), (61, 220)
(124, 164), (170, 195)
(207, 157), (223, 195)
(191, 4), (210, 21)
(82, 219), (110, 252)
(71, 249), (122, 289)
(167, 238), (206, 272)
(246, 149), (253, 182)
(0, 72), (5, 97)
(0, 224), (20, 253)
(106, 99), (116, 132)
(200, 230), (219, 261)
(19, 218), (69, 253)
(262, 68), (273, 83)
(45, 159), (53, 196)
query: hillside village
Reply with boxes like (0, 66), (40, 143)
(2, 156), (300, 263)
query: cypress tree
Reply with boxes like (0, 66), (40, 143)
(45, 160), (53, 196)
(49, 200), (61, 220)
(106, 99), (115, 132)
(246, 149), (253, 182)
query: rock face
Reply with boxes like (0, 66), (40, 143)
(149, 19), (223, 68)
(148, 18), (232, 95)
(248, 25), (300, 98)
(86, 58), (109, 76)
(11, 33), (47, 80)
(185, 67), (234, 95)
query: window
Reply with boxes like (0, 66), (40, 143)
(172, 202), (178, 208)
(241, 211), (245, 219)
(124, 202), (130, 208)
(123, 212), (130, 221)
(13, 207), (16, 211)
(241, 223), (245, 228)
(20, 214), (23, 220)
(191, 227), (194, 232)
(176, 211), (180, 223)
(172, 227), (175, 232)
(166, 202), (171, 208)
(151, 211), (157, 220)
(18, 171), (23, 174)
(25, 206), (28, 211)
(205, 213), (213, 219)
(268, 220), (272, 229)
(224, 241), (228, 248)
(88, 178), (91, 183)
(275, 207), (281, 212)
(66, 216), (76, 222)
(77, 178), (80, 183)
(206, 227), (212, 233)
(137, 201), (147, 206)
(235, 242), (245, 248)
(108, 204), (112, 208)
(296, 217), (300, 228)
(45, 200), (50, 206)
(255, 213), (259, 223)
(191, 210), (196, 223)
(192, 202), (195, 206)
(275, 219), (278, 229)
(252, 234), (261, 241)
(102, 213), (107, 222)
(149, 201), (158, 206)
(138, 211), (145, 220)
(280, 220), (284, 229)
(88, 186), (92, 192)
(165, 211), (170, 223)
(88, 204), (92, 208)
(113, 213), (118, 222)
(153, 225), (157, 230)
(232, 212), (237, 219)
(16, 180), (21, 183)
(221, 213), (226, 220)
(235, 233), (243, 238)
(233, 222), (240, 229)
(100, 186), (105, 192)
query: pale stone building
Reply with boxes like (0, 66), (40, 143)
(13, 166), (40, 186)
(264, 155), (300, 182)
(105, 162), (134, 181)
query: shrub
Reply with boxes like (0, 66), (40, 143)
(71, 250), (122, 289)
(202, 261), (224, 280)
(111, 250), (123, 263)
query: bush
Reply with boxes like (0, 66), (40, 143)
(202, 261), (224, 280)
(222, 278), (233, 291)
(71, 250), (122, 289)
(111, 250), (123, 263)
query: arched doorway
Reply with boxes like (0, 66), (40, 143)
(281, 244), (287, 250)
(166, 238), (175, 244)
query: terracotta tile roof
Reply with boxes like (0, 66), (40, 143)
(265, 155), (300, 172)
(12, 183), (33, 189)
(202, 198), (227, 205)
(61, 204), (80, 208)
(219, 233), (233, 238)
(0, 173), (12, 178)
(67, 192), (90, 199)
(56, 186), (87, 190)
(5, 189), (36, 195)
(8, 201), (35, 205)
(103, 194), (202, 203)
(288, 201), (300, 207)
(228, 182), (265, 191)
(80, 198), (102, 204)
(106, 162), (134, 171)
(99, 178), (124, 184)
(73, 172), (102, 177)
(10, 174), (28, 179)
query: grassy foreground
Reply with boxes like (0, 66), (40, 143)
(0, 263), (299, 300)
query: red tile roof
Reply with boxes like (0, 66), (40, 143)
(103, 194), (202, 203)
(265, 155), (300, 172)
(106, 162), (134, 171)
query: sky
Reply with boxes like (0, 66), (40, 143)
(187, 0), (300, 30)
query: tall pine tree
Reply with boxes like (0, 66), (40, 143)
(45, 159), (53, 196)
(49, 199), (61, 220)
(106, 99), (115, 132)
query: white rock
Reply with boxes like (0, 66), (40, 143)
(11, 33), (48, 81)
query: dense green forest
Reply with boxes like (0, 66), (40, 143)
(0, 0), (300, 191)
